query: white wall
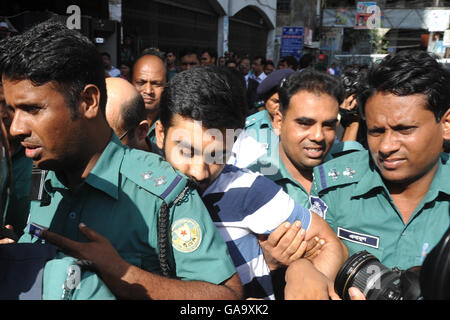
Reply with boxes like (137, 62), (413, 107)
(215, 0), (277, 59)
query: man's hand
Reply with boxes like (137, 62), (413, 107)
(284, 258), (340, 300)
(340, 94), (357, 111)
(0, 225), (16, 244)
(40, 223), (242, 300)
(40, 223), (129, 280)
(258, 221), (324, 270)
(348, 287), (367, 300)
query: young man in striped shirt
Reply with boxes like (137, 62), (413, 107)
(154, 66), (348, 299)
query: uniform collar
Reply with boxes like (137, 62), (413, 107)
(352, 157), (386, 197)
(352, 152), (450, 200)
(246, 110), (273, 130)
(44, 133), (124, 200)
(423, 153), (450, 201)
(260, 110), (273, 130)
(267, 141), (307, 192)
(147, 120), (157, 139)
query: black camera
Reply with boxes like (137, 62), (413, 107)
(335, 227), (450, 300)
(341, 70), (362, 96)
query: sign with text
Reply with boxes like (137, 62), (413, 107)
(281, 27), (303, 60)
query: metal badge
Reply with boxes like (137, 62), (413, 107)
(141, 171), (153, 181)
(154, 176), (167, 187)
(328, 168), (340, 180)
(343, 167), (356, 178)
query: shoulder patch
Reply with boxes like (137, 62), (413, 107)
(121, 149), (187, 202)
(313, 150), (370, 194)
(245, 110), (269, 129)
(171, 218), (202, 253)
(309, 196), (328, 219)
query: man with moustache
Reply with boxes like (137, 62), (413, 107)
(0, 20), (241, 300)
(0, 81), (32, 238)
(132, 54), (167, 144)
(294, 50), (450, 299)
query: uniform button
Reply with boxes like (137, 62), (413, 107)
(69, 212), (77, 220)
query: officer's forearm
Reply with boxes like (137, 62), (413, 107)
(305, 212), (349, 281)
(100, 262), (243, 300)
(309, 237), (348, 281)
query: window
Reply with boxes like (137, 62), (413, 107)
(277, 0), (291, 13)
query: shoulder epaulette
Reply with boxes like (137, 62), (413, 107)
(313, 150), (370, 194)
(120, 149), (188, 204)
(245, 110), (268, 129)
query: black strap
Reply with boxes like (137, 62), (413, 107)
(157, 183), (192, 278)
(0, 225), (19, 242)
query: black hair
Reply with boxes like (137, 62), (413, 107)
(201, 48), (217, 60)
(179, 47), (200, 60)
(140, 48), (165, 61)
(101, 52), (111, 59)
(0, 19), (107, 117)
(225, 59), (237, 66)
(279, 56), (298, 69)
(298, 53), (314, 69)
(121, 93), (146, 140)
(252, 55), (267, 67)
(160, 66), (247, 131)
(358, 50), (450, 122)
(278, 69), (344, 114)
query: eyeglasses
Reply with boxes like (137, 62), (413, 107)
(118, 129), (129, 140)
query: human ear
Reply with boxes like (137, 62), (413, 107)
(441, 108), (450, 141)
(155, 120), (165, 150)
(80, 84), (101, 119)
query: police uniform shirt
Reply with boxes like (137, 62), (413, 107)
(311, 150), (450, 270)
(228, 110), (279, 169)
(245, 136), (365, 210)
(19, 134), (236, 299)
(147, 120), (157, 144)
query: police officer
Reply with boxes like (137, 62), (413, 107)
(132, 54), (167, 144)
(0, 20), (241, 300)
(230, 68), (294, 169)
(245, 70), (364, 208)
(0, 81), (32, 238)
(309, 50), (450, 299)
(153, 66), (347, 300)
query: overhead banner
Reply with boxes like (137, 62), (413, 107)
(444, 30), (450, 47)
(355, 2), (381, 30)
(320, 28), (343, 52)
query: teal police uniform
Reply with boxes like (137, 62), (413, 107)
(4, 146), (33, 237)
(311, 150), (450, 270)
(244, 110), (277, 150)
(247, 138), (364, 210)
(228, 110), (279, 169)
(147, 120), (157, 144)
(19, 133), (236, 299)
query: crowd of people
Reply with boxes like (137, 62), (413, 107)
(0, 19), (449, 301)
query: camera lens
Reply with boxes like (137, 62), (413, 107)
(335, 251), (402, 300)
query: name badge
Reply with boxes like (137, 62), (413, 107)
(337, 227), (379, 249)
